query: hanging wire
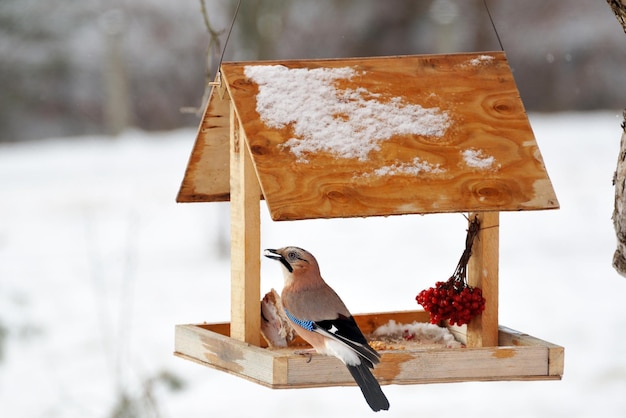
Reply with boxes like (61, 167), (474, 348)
(181, 0), (241, 115)
(214, 0), (242, 81)
(483, 0), (504, 51)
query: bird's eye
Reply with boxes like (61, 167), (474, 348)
(287, 251), (298, 260)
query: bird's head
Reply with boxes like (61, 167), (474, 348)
(263, 247), (318, 276)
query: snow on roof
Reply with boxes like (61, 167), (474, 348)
(467, 54), (495, 66)
(367, 157), (446, 177)
(244, 65), (452, 162)
(462, 148), (498, 170)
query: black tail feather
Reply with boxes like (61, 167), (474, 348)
(347, 363), (390, 412)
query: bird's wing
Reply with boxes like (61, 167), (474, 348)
(285, 308), (380, 367)
(314, 314), (380, 367)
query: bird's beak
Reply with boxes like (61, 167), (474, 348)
(263, 249), (281, 259)
(263, 248), (293, 273)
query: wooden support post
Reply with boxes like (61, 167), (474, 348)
(229, 103), (261, 345)
(467, 212), (499, 347)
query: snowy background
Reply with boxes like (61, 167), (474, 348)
(2, 0), (625, 142)
(1, 111), (626, 417)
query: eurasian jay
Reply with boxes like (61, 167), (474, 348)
(264, 246), (390, 412)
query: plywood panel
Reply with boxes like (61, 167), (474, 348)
(177, 84), (231, 202)
(219, 53), (558, 220)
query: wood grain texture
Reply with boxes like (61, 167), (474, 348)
(467, 212), (499, 347)
(176, 82), (231, 202)
(229, 104), (261, 345)
(498, 326), (565, 377)
(174, 310), (563, 388)
(217, 53), (558, 220)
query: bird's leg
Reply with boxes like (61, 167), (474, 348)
(293, 348), (316, 363)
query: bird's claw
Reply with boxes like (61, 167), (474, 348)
(294, 349), (314, 363)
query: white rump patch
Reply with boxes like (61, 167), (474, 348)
(323, 338), (361, 366)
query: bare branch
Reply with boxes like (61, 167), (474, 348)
(181, 0), (226, 116)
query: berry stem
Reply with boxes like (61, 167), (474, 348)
(451, 215), (481, 289)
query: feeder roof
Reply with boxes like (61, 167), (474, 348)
(177, 52), (558, 221)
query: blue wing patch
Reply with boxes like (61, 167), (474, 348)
(284, 309), (315, 331)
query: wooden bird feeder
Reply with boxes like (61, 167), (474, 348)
(174, 53), (564, 387)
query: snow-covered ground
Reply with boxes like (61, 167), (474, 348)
(1, 112), (625, 417)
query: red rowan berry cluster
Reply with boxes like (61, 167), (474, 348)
(416, 279), (485, 326)
(416, 216), (486, 326)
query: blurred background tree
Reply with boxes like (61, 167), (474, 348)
(0, 0), (623, 142)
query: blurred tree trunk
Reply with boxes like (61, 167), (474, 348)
(608, 1), (626, 277)
(606, 0), (626, 33)
(235, 0), (291, 60)
(101, 10), (132, 136)
(612, 112), (626, 277)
